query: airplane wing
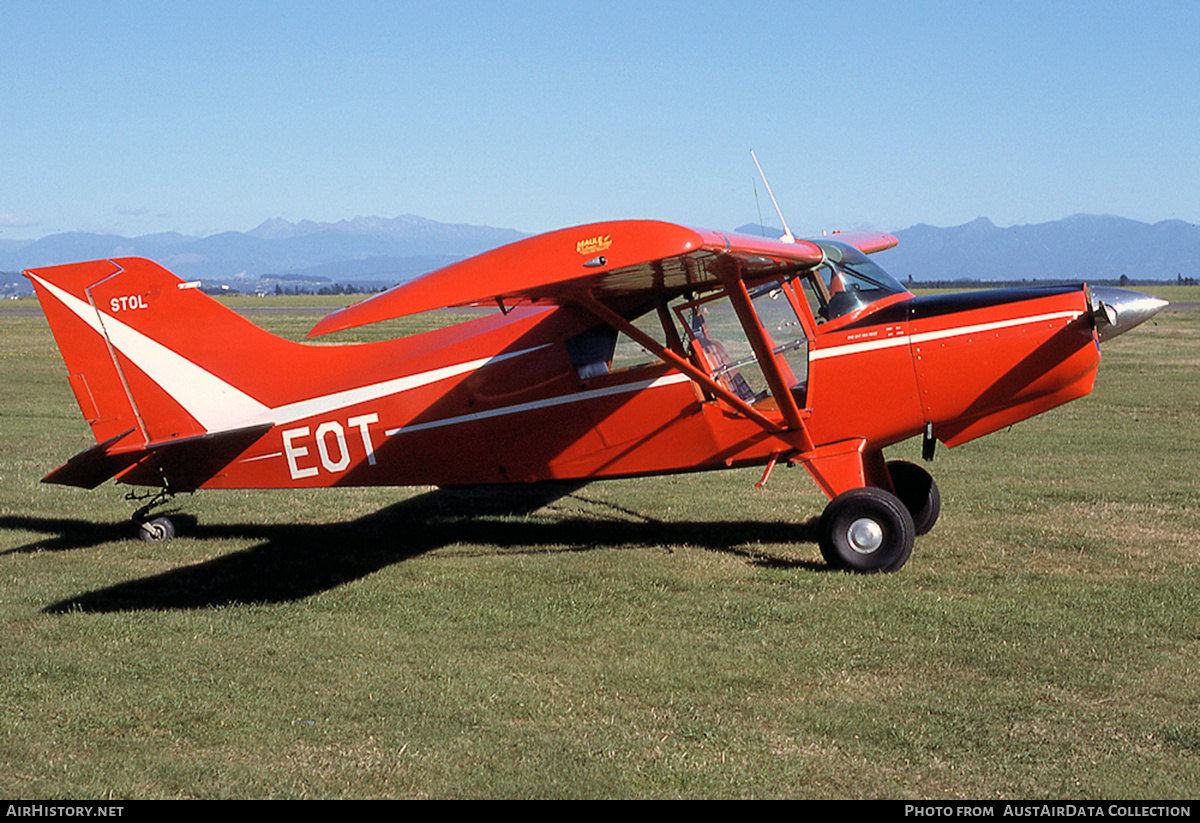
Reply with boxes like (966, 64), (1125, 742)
(307, 220), (843, 337)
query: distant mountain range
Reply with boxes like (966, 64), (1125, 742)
(3, 213), (1198, 297)
(0, 215), (526, 294)
(889, 215), (1199, 284)
(737, 215), (1200, 284)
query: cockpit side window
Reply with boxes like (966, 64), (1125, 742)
(674, 278), (811, 405)
(564, 304), (666, 379)
(680, 299), (763, 402)
(564, 324), (619, 378)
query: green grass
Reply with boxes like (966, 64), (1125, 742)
(0, 299), (1197, 798)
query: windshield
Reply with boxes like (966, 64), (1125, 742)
(808, 240), (908, 321)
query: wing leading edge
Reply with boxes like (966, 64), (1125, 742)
(308, 220), (897, 337)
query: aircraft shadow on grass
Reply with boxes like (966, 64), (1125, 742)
(0, 484), (823, 613)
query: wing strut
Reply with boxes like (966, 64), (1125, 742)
(720, 268), (809, 436)
(573, 293), (813, 454)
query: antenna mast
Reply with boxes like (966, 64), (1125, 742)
(750, 150), (795, 244)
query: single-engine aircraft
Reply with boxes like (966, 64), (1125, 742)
(24, 220), (1167, 571)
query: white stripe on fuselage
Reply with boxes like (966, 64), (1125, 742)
(809, 309), (1083, 361)
(383, 373), (693, 437)
(35, 272), (1083, 456)
(377, 306), (1080, 438)
(265, 347), (550, 426)
(30, 273), (550, 432)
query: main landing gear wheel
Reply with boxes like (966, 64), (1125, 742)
(886, 459), (941, 536)
(137, 516), (176, 544)
(818, 487), (915, 573)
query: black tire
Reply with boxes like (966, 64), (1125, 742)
(138, 516), (176, 544)
(818, 487), (915, 573)
(886, 459), (941, 536)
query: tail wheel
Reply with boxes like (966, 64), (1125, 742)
(138, 516), (176, 544)
(886, 459), (941, 536)
(818, 487), (915, 573)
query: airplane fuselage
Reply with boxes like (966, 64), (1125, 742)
(194, 285), (1098, 494)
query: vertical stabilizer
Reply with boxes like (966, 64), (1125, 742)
(25, 258), (274, 448)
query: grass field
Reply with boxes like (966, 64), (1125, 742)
(0, 287), (1197, 799)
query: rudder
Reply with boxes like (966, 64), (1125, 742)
(26, 259), (145, 446)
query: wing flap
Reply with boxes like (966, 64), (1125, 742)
(308, 220), (825, 337)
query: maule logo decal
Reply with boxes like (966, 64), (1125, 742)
(576, 235), (612, 255)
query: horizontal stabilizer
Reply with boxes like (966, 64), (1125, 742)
(43, 425), (272, 491)
(42, 430), (140, 489)
(823, 230), (898, 255)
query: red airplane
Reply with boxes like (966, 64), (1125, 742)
(24, 220), (1167, 571)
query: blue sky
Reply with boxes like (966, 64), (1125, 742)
(2, 1), (1197, 241)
